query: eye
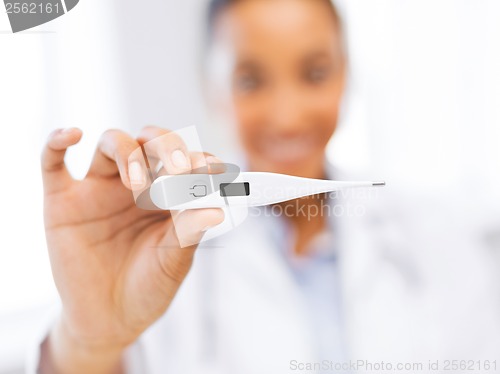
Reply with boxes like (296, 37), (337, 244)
(305, 67), (330, 84)
(235, 74), (262, 93)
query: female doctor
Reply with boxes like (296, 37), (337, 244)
(36, 0), (500, 373)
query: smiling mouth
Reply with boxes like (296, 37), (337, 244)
(260, 136), (318, 164)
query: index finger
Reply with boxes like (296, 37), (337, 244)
(137, 126), (192, 177)
(87, 129), (150, 191)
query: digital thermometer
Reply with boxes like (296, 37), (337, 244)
(149, 172), (385, 210)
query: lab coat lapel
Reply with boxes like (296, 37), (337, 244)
(327, 163), (421, 360)
(334, 182), (432, 362)
(212, 212), (317, 373)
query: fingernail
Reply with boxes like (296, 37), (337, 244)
(171, 149), (190, 170)
(129, 161), (146, 187)
(206, 156), (225, 173)
(206, 156), (223, 165)
(58, 128), (74, 135)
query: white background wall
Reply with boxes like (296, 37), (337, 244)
(0, 0), (499, 372)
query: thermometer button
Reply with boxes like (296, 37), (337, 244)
(190, 184), (208, 198)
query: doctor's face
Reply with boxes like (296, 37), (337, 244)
(210, 0), (346, 178)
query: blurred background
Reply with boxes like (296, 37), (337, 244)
(1, 0), (499, 372)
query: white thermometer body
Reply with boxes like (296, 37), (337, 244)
(149, 172), (385, 210)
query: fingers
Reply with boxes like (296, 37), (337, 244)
(155, 208), (225, 283)
(190, 152), (226, 174)
(153, 152), (226, 179)
(41, 128), (83, 194)
(86, 126), (226, 194)
(86, 129), (148, 190)
(137, 126), (192, 176)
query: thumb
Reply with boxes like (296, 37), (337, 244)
(155, 208), (225, 283)
(41, 128), (83, 194)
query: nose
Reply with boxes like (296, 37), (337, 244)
(266, 84), (308, 134)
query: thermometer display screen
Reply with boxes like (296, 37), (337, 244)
(220, 182), (250, 197)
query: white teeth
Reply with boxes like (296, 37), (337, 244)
(260, 136), (316, 163)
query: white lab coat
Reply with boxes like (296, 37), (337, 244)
(29, 168), (500, 374)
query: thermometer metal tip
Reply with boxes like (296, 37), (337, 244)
(148, 172), (387, 211)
